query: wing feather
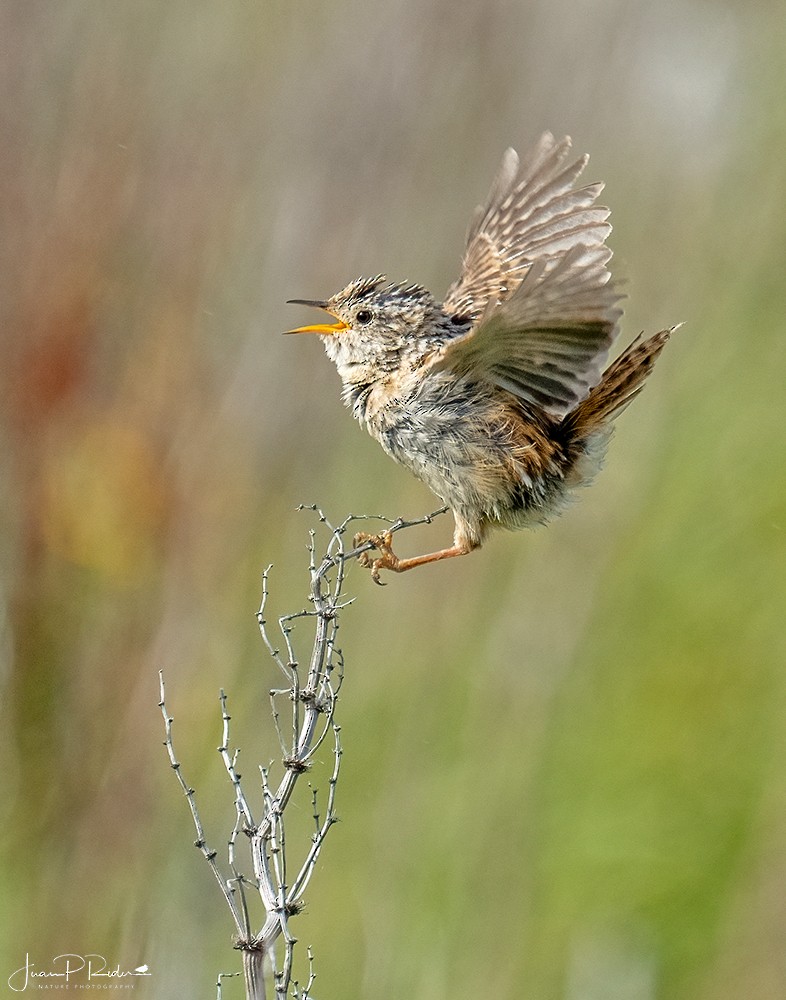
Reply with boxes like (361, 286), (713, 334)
(437, 134), (623, 417)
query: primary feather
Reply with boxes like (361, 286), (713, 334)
(435, 133), (623, 417)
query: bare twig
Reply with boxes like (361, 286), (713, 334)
(216, 969), (242, 999)
(161, 506), (448, 998)
(159, 674), (247, 937)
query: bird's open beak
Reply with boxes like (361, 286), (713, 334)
(285, 299), (348, 335)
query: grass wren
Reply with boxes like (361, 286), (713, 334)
(288, 133), (676, 583)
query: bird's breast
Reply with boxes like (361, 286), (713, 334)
(361, 374), (513, 495)
(341, 365), (420, 425)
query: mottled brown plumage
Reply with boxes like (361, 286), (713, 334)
(287, 133), (676, 582)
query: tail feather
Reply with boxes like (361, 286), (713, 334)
(568, 325), (679, 433)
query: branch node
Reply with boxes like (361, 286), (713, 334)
(233, 937), (265, 953)
(283, 756), (311, 774)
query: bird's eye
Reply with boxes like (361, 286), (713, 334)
(356, 309), (373, 325)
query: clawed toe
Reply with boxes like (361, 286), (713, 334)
(351, 531), (399, 583)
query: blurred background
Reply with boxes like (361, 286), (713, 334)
(1, 0), (785, 996)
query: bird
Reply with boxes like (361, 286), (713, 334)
(287, 132), (676, 583)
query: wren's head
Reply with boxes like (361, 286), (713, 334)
(287, 275), (461, 390)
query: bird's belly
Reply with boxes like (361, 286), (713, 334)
(375, 414), (492, 505)
(364, 384), (570, 531)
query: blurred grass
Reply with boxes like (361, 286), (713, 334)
(1, 0), (786, 997)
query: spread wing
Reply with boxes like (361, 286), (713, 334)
(436, 133), (623, 417)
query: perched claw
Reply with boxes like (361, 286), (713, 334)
(352, 530), (401, 585)
(351, 525), (473, 582)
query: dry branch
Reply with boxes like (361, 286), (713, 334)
(160, 506), (447, 999)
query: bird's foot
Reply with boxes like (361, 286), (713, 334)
(352, 531), (400, 585)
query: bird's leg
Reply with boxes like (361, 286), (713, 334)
(352, 529), (478, 585)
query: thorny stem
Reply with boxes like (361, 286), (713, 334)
(161, 506), (447, 999)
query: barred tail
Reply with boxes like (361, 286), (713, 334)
(567, 326), (678, 434)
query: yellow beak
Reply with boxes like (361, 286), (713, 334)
(285, 320), (348, 335)
(285, 298), (348, 335)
